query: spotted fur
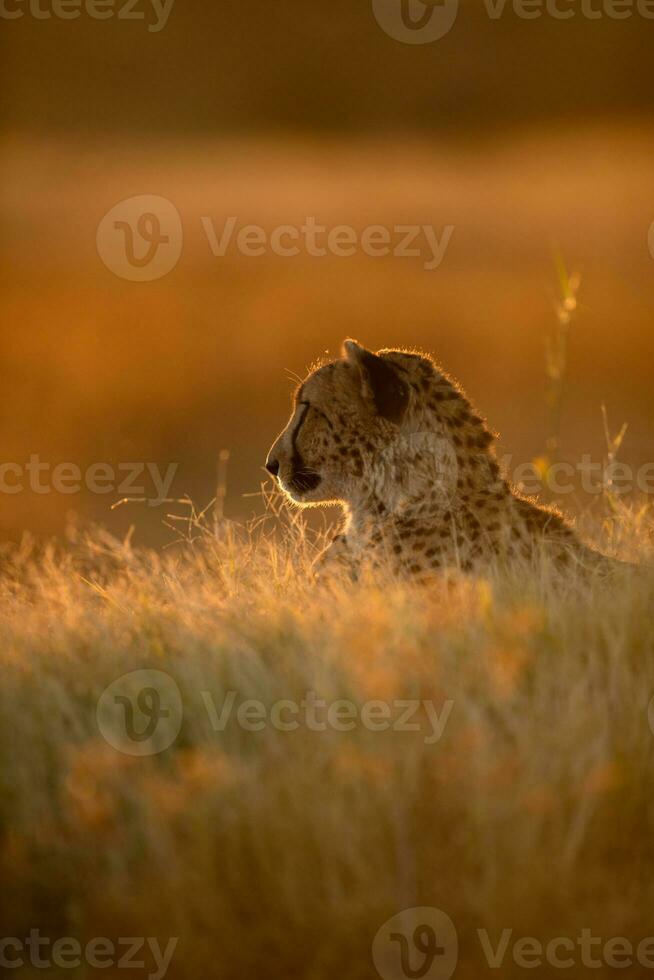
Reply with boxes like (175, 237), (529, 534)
(266, 340), (610, 580)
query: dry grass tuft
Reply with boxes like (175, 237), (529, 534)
(0, 499), (653, 978)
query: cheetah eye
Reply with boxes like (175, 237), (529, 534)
(300, 401), (331, 426)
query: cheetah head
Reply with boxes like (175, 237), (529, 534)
(265, 340), (457, 511)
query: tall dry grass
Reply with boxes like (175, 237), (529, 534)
(0, 496), (653, 978)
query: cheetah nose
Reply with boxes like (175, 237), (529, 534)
(265, 458), (280, 477)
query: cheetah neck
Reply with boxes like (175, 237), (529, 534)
(344, 440), (513, 538)
(340, 367), (525, 542)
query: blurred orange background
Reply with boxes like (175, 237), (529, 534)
(1, 1), (653, 543)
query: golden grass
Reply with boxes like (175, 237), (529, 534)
(0, 499), (653, 978)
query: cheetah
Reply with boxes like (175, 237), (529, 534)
(265, 339), (614, 580)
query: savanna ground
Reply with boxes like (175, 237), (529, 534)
(0, 496), (653, 979)
(1, 126), (654, 978)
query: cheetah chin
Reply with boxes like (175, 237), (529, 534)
(266, 339), (622, 580)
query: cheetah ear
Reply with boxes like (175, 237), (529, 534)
(342, 339), (409, 424)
